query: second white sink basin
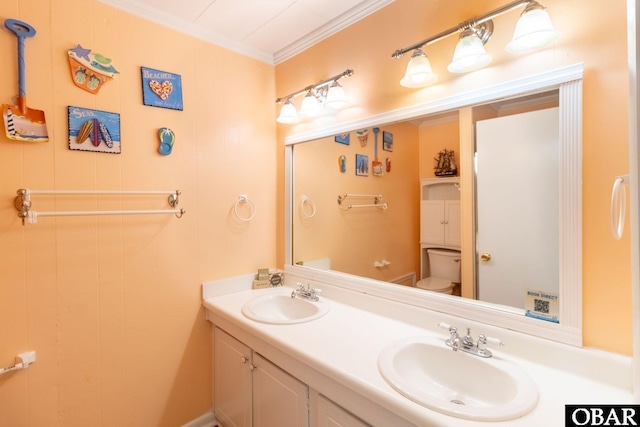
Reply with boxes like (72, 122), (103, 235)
(378, 336), (538, 421)
(241, 292), (330, 324)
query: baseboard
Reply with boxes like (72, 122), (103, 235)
(390, 272), (416, 287)
(181, 410), (218, 427)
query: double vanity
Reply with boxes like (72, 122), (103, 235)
(202, 272), (632, 426)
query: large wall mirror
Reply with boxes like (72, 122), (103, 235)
(284, 63), (583, 345)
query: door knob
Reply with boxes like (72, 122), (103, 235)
(480, 252), (491, 262)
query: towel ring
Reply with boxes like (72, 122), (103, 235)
(234, 195), (256, 222)
(610, 175), (628, 240)
(300, 195), (317, 218)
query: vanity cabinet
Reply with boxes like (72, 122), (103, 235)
(214, 328), (309, 427)
(420, 178), (461, 247)
(214, 327), (370, 427)
(311, 391), (370, 427)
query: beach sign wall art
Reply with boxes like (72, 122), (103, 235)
(68, 106), (121, 154)
(141, 67), (183, 111)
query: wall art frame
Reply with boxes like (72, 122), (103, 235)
(335, 133), (350, 145)
(68, 106), (121, 154)
(141, 66), (183, 110)
(355, 154), (368, 176)
(382, 131), (393, 152)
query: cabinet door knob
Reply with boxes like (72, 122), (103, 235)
(480, 252), (492, 262)
(249, 364), (257, 371)
(241, 356), (249, 364)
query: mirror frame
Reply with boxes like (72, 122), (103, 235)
(284, 63), (584, 346)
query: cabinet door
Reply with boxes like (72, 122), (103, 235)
(444, 200), (461, 246)
(313, 393), (370, 427)
(420, 200), (445, 244)
(253, 353), (309, 427)
(214, 328), (252, 427)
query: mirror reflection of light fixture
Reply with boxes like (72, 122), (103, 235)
(400, 48), (438, 88)
(275, 69), (354, 124)
(391, 0), (560, 82)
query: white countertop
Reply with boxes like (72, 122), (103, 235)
(202, 276), (633, 427)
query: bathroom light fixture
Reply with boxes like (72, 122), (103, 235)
(275, 69), (354, 124)
(506, 2), (561, 53)
(448, 23), (494, 73)
(391, 0), (560, 84)
(400, 48), (438, 88)
(324, 81), (349, 109)
(276, 99), (298, 124)
(300, 89), (321, 117)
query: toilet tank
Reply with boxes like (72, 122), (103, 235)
(427, 248), (461, 282)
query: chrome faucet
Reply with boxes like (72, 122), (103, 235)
(438, 322), (503, 358)
(291, 283), (322, 302)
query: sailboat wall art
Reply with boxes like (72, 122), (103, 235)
(434, 148), (458, 177)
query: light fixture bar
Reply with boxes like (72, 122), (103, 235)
(276, 69), (354, 104)
(391, 0), (536, 58)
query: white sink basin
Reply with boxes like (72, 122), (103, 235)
(378, 336), (538, 421)
(241, 292), (330, 324)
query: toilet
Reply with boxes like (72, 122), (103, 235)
(416, 248), (461, 294)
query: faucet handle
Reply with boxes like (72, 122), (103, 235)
(437, 322), (458, 339)
(437, 321), (454, 331)
(478, 334), (504, 351)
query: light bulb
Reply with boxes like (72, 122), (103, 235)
(447, 31), (492, 73)
(300, 91), (320, 117)
(276, 99), (298, 124)
(325, 82), (349, 109)
(400, 48), (437, 88)
(506, 7), (560, 54)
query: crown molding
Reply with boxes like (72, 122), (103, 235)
(97, 0), (394, 66)
(273, 0), (395, 65)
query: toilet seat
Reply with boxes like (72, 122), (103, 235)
(416, 277), (454, 293)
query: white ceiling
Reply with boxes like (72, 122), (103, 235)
(98, 0), (394, 65)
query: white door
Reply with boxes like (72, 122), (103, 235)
(475, 108), (559, 308)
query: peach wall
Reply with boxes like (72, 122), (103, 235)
(276, 0), (632, 354)
(292, 121), (419, 283)
(0, 1), (276, 426)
